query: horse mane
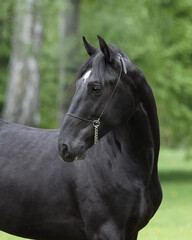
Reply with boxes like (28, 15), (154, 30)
(142, 80), (160, 162)
(131, 67), (160, 163)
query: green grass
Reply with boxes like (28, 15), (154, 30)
(1, 148), (192, 240)
(139, 148), (192, 240)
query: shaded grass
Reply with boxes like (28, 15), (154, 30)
(1, 148), (192, 240)
(159, 171), (192, 182)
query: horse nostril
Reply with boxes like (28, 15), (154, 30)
(58, 143), (67, 155)
(61, 144), (68, 155)
(59, 144), (73, 162)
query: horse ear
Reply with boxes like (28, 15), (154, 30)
(97, 35), (116, 63)
(97, 35), (110, 60)
(83, 36), (98, 56)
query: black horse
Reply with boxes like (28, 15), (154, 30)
(0, 36), (162, 240)
(58, 36), (162, 240)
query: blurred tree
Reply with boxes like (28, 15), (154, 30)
(3, 0), (42, 126)
(0, 1), (14, 114)
(57, 0), (81, 125)
(144, 0), (192, 146)
(0, 0), (191, 147)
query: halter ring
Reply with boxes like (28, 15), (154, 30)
(93, 119), (100, 128)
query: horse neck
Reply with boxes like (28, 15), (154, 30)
(111, 100), (159, 179)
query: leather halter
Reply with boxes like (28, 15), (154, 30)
(66, 53), (127, 144)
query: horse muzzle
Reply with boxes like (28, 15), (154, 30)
(58, 143), (86, 162)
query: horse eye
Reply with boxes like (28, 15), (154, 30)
(91, 85), (102, 95)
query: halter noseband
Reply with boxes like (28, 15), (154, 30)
(66, 53), (126, 144)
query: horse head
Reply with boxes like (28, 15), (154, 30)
(58, 36), (152, 162)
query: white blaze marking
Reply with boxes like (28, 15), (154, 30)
(83, 70), (92, 83)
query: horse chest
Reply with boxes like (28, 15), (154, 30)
(76, 163), (149, 225)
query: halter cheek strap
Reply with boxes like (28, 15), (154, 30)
(66, 54), (126, 144)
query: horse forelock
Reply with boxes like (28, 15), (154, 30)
(76, 55), (119, 86)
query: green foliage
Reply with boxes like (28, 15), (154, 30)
(39, 0), (80, 128)
(0, 1), (14, 112)
(0, 0), (191, 147)
(80, 0), (192, 147)
(146, 0), (192, 146)
(38, 1), (60, 128)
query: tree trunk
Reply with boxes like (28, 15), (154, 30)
(3, 0), (42, 126)
(57, 0), (81, 126)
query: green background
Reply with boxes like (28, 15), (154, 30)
(0, 0), (191, 239)
(0, 0), (192, 147)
